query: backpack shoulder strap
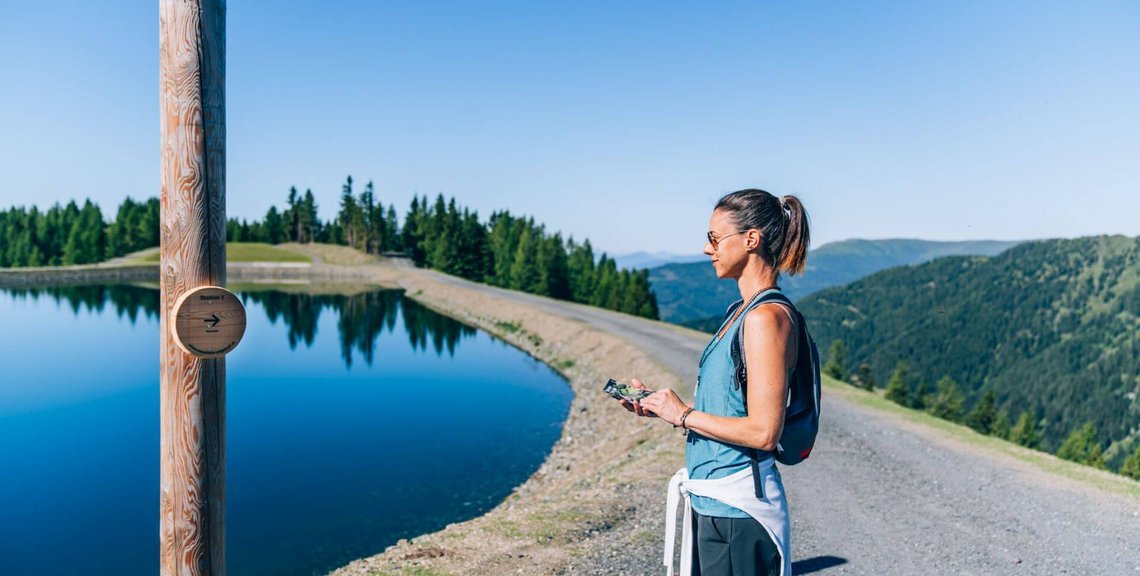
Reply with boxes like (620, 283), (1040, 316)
(731, 290), (797, 497)
(730, 291), (798, 399)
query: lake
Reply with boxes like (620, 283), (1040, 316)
(0, 283), (572, 576)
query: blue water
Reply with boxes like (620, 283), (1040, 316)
(0, 285), (572, 576)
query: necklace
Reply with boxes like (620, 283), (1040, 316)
(696, 283), (779, 386)
(715, 284), (778, 341)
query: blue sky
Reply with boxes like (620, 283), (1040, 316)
(1, 1), (1137, 255)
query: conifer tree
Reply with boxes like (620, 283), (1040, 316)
(226, 218), (242, 242)
(486, 211), (515, 287)
(631, 269), (659, 319)
(33, 205), (55, 264)
(966, 389), (998, 434)
(360, 180), (376, 253)
(403, 196), (427, 265)
(911, 380), (930, 411)
(457, 209), (489, 281)
(1056, 423), (1106, 469)
(1009, 410), (1042, 449)
(140, 198), (161, 248)
(509, 226), (540, 292)
(428, 198), (462, 275)
(287, 186), (300, 242)
(566, 237), (596, 304)
(338, 176), (360, 249)
(301, 189), (319, 243)
(62, 220), (85, 265)
(61, 200), (105, 265)
(592, 255), (620, 309)
(824, 340), (848, 381)
(420, 194), (448, 264)
(107, 197), (138, 257)
(443, 198), (462, 273)
(542, 233), (571, 299)
(384, 205), (399, 252)
(248, 221), (264, 243)
(263, 206), (285, 244)
(1120, 446), (1140, 480)
(929, 376), (965, 423)
(81, 200), (106, 260)
(884, 361), (910, 406)
(992, 409), (1012, 440)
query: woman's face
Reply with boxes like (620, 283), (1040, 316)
(704, 208), (749, 279)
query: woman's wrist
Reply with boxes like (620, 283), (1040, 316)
(679, 406), (696, 430)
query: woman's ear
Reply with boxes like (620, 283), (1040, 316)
(746, 230), (761, 250)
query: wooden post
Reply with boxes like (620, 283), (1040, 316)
(159, 1), (226, 574)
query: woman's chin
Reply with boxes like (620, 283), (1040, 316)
(712, 263), (740, 280)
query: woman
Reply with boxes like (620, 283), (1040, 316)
(623, 188), (810, 576)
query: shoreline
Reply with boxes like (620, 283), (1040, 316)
(0, 261), (383, 288)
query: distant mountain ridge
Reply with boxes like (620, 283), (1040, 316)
(651, 238), (1023, 326)
(795, 235), (1140, 467)
(613, 251), (706, 270)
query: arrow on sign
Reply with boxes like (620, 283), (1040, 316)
(204, 314), (220, 330)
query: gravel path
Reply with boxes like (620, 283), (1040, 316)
(415, 268), (1140, 576)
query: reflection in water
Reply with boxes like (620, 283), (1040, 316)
(2, 284), (161, 324)
(244, 290), (477, 367)
(5, 284), (476, 368)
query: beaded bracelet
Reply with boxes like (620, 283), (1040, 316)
(679, 407), (695, 431)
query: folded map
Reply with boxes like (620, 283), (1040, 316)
(604, 379), (653, 402)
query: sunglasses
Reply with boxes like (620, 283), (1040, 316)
(706, 231), (743, 250)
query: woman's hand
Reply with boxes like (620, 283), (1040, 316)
(619, 378), (656, 417)
(640, 388), (691, 427)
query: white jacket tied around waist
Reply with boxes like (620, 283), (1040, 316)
(664, 455), (792, 576)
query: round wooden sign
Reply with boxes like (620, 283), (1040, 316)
(170, 286), (247, 359)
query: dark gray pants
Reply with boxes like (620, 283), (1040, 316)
(691, 510), (781, 576)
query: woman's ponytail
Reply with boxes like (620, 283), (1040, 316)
(777, 195), (810, 276)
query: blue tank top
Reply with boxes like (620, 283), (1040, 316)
(686, 288), (792, 518)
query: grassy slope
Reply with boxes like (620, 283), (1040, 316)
(138, 242), (312, 263)
(822, 375), (1140, 498)
(278, 242), (382, 265)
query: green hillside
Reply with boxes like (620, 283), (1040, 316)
(651, 238), (1022, 327)
(138, 242), (311, 263)
(796, 235), (1140, 468)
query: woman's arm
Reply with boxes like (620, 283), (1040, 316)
(640, 304), (794, 451)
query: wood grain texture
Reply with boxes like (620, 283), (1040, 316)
(159, 1), (227, 574)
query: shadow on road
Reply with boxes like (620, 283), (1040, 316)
(792, 555), (848, 574)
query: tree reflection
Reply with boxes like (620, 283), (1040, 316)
(2, 285), (476, 368)
(399, 297), (477, 358)
(2, 284), (161, 323)
(246, 291), (324, 350)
